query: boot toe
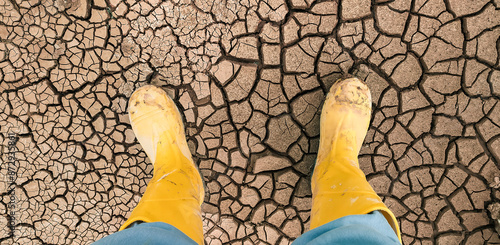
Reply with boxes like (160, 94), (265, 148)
(129, 85), (170, 116)
(327, 77), (371, 109)
(127, 85), (185, 163)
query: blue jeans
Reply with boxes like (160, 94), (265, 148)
(93, 211), (399, 244)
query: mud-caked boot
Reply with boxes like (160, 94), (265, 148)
(120, 85), (205, 244)
(311, 77), (401, 241)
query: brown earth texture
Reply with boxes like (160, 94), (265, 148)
(1, 0), (500, 244)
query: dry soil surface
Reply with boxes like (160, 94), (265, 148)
(1, 0), (500, 244)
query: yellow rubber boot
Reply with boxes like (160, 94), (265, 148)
(311, 77), (401, 242)
(120, 85), (205, 244)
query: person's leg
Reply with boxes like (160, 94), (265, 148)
(294, 78), (401, 244)
(93, 85), (204, 245)
(293, 211), (399, 245)
(93, 222), (197, 245)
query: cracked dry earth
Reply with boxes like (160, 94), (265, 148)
(1, 0), (500, 244)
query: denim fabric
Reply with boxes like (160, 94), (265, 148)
(93, 211), (399, 245)
(292, 211), (400, 245)
(92, 222), (197, 245)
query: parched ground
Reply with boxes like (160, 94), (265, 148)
(1, 0), (500, 244)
